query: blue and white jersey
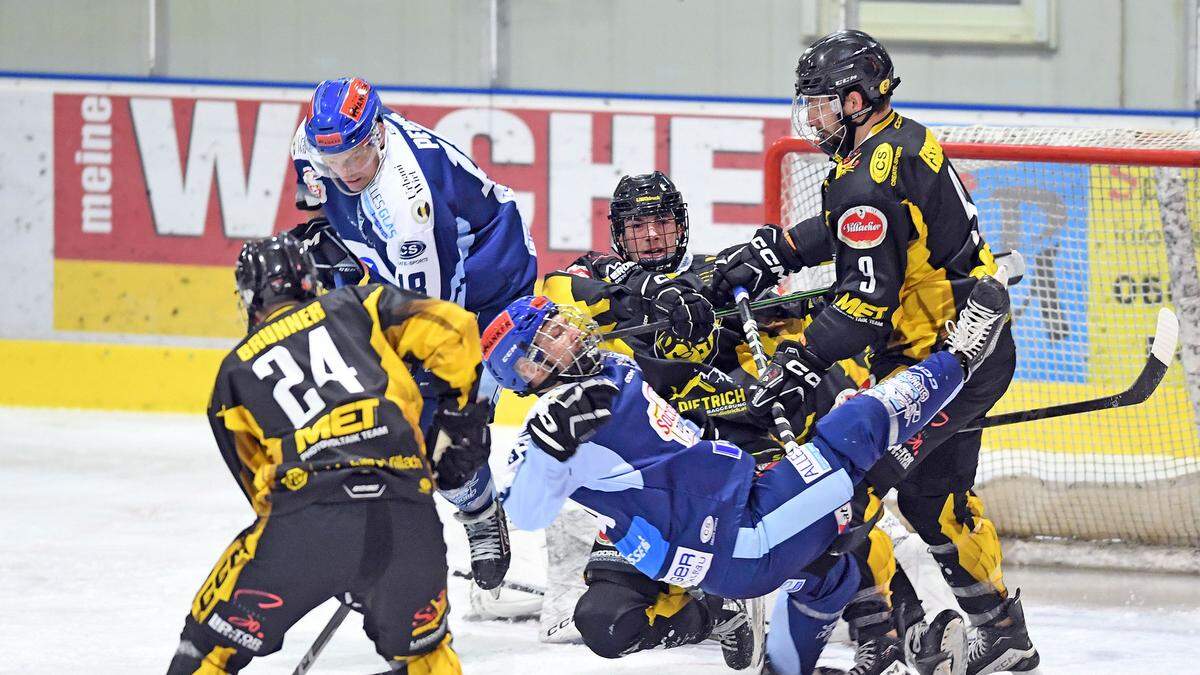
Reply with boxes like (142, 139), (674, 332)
(292, 109), (538, 328)
(498, 354), (757, 589)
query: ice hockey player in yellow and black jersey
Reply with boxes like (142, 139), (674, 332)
(710, 30), (1037, 675)
(167, 233), (488, 675)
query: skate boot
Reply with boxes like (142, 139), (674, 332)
(906, 609), (967, 675)
(966, 591), (1039, 674)
(944, 275), (1010, 381)
(454, 500), (511, 591)
(849, 635), (913, 675)
(709, 597), (759, 670)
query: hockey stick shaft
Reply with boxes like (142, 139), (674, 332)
(603, 286), (830, 341)
(956, 307), (1178, 433)
(292, 602), (351, 675)
(733, 287), (806, 453)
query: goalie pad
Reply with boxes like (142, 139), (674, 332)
(539, 506), (596, 643)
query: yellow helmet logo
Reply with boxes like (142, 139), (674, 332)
(879, 78), (891, 95)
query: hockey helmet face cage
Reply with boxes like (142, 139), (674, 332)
(304, 77), (385, 194)
(608, 171), (689, 273)
(482, 297), (603, 395)
(235, 233), (321, 326)
(792, 30), (899, 157)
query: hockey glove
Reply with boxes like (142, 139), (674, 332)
(528, 379), (619, 462)
(625, 270), (716, 343)
(287, 217), (365, 288)
(430, 400), (493, 490)
(708, 224), (805, 306)
(652, 285), (716, 343)
(746, 340), (830, 424)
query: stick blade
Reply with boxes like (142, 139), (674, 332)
(1151, 307), (1180, 366)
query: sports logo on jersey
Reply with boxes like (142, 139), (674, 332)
(660, 547), (713, 587)
(837, 206), (887, 249)
(339, 78), (372, 121)
(654, 329), (715, 363)
(642, 382), (699, 446)
(411, 199), (431, 224)
(784, 442), (831, 484)
(870, 143), (894, 184)
(398, 240), (427, 260)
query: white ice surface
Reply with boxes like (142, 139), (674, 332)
(2, 407), (1198, 674)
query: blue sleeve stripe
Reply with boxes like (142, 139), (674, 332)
(731, 468), (853, 560)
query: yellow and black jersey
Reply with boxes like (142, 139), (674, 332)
(795, 110), (998, 373)
(542, 250), (870, 460)
(208, 283), (481, 516)
(543, 250), (722, 365)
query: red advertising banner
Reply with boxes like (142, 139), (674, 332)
(54, 90), (793, 275)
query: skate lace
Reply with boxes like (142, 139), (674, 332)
(848, 641), (879, 673)
(711, 601), (748, 648)
(945, 298), (1002, 359)
(462, 517), (504, 561)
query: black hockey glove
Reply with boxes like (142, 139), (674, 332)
(746, 340), (830, 424)
(708, 224), (805, 306)
(651, 285), (715, 343)
(528, 379), (619, 462)
(287, 217), (365, 288)
(624, 270), (716, 343)
(429, 400), (492, 490)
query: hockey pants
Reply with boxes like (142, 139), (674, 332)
(166, 500), (459, 674)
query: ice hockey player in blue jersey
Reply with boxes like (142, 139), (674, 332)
(291, 77), (538, 591)
(484, 273), (1011, 675)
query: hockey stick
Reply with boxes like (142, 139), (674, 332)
(292, 602), (351, 675)
(450, 568), (547, 596)
(730, 285), (780, 673)
(957, 306), (1179, 432)
(603, 286), (831, 341)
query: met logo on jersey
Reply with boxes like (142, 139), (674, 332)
(833, 293), (887, 322)
(837, 206), (887, 249)
(294, 398), (383, 458)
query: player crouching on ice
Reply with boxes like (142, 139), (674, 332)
(484, 274), (1011, 675)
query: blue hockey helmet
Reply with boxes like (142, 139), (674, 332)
(482, 296), (603, 395)
(304, 77), (382, 155)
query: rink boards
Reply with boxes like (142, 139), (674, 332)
(2, 74), (1197, 456)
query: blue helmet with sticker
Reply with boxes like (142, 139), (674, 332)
(304, 77), (382, 155)
(482, 296), (602, 395)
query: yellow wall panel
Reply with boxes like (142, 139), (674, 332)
(54, 260), (244, 338)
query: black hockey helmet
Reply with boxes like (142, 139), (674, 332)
(793, 30), (899, 156)
(608, 171), (689, 273)
(235, 233), (321, 325)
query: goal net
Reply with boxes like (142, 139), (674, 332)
(767, 127), (1200, 548)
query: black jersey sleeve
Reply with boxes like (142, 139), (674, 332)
(802, 197), (910, 364)
(542, 252), (654, 330)
(369, 285), (483, 409)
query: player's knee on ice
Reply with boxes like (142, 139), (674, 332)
(574, 570), (716, 658)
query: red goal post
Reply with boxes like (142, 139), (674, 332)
(764, 129), (1200, 548)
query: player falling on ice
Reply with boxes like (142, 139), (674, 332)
(538, 170), (886, 671)
(167, 234), (488, 674)
(709, 29), (1037, 675)
(482, 270), (1011, 675)
(289, 77), (539, 592)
